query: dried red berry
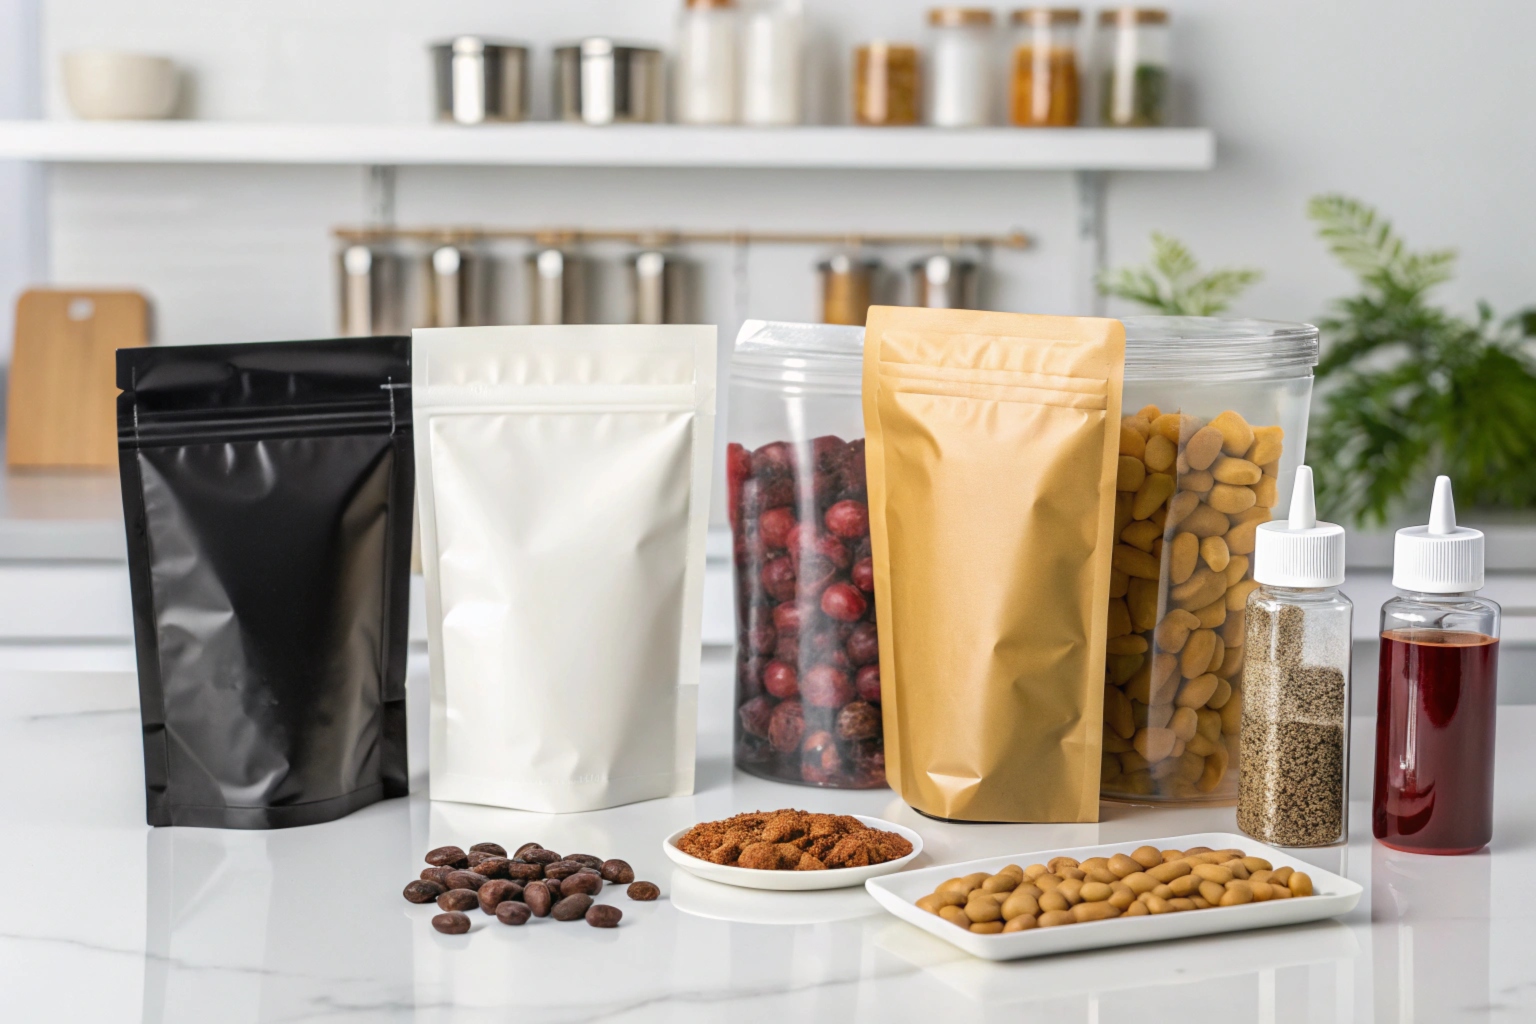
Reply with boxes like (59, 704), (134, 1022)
(763, 661), (798, 699)
(761, 557), (797, 602)
(820, 583), (867, 622)
(738, 695), (776, 738)
(771, 601), (803, 634)
(836, 700), (882, 741)
(768, 700), (806, 753)
(751, 441), (795, 478)
(845, 622), (879, 666)
(801, 665), (855, 708)
(855, 664), (882, 703)
(758, 507), (796, 550)
(851, 557), (875, 592)
(824, 500), (870, 539)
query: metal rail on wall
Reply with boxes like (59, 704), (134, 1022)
(332, 225), (1031, 250)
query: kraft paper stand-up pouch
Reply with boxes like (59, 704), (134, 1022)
(119, 337), (414, 829)
(414, 325), (716, 813)
(863, 307), (1125, 823)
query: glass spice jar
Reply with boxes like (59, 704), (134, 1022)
(675, 0), (739, 124)
(818, 252), (881, 326)
(927, 8), (995, 127)
(1009, 8), (1081, 127)
(854, 41), (922, 126)
(1098, 7), (1168, 127)
(727, 320), (885, 789)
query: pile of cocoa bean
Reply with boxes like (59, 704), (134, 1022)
(402, 841), (660, 933)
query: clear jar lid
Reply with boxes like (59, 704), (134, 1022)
(731, 319), (865, 391)
(1123, 316), (1319, 381)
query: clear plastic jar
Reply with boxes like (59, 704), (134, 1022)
(854, 41), (922, 126)
(1240, 584), (1354, 846)
(726, 320), (885, 789)
(1099, 317), (1319, 804)
(927, 8), (994, 127)
(1098, 7), (1168, 127)
(1009, 8), (1081, 127)
(1375, 592), (1500, 854)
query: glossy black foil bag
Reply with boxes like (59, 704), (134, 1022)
(118, 338), (413, 828)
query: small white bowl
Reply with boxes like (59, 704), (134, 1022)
(663, 814), (923, 891)
(62, 51), (179, 120)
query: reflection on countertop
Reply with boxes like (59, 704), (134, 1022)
(2, 650), (1533, 1022)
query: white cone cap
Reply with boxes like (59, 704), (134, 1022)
(1253, 466), (1346, 587)
(1393, 476), (1484, 592)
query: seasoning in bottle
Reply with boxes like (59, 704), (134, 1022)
(854, 41), (921, 126)
(927, 8), (994, 127)
(740, 0), (803, 126)
(1238, 466), (1352, 847)
(1373, 476), (1500, 855)
(1009, 8), (1081, 127)
(1098, 7), (1168, 127)
(676, 0), (739, 124)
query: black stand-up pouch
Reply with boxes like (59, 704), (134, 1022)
(118, 337), (413, 829)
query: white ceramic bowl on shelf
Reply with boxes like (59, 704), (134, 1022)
(62, 51), (179, 120)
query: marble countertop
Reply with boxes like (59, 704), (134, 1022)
(4, 652), (1534, 1023)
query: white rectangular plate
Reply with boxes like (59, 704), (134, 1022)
(864, 832), (1361, 962)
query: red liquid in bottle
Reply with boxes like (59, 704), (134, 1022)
(1373, 629), (1499, 854)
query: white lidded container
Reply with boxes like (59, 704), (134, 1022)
(675, 0), (739, 124)
(927, 7), (996, 127)
(739, 0), (803, 125)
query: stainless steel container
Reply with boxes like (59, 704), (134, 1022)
(627, 249), (692, 325)
(909, 253), (979, 309)
(339, 244), (409, 336)
(817, 252), (882, 326)
(426, 244), (490, 327)
(553, 39), (665, 125)
(526, 245), (587, 325)
(432, 37), (529, 124)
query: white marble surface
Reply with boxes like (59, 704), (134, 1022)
(3, 651), (1535, 1023)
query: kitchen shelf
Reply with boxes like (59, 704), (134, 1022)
(0, 120), (1214, 171)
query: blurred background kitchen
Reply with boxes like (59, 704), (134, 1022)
(0, 0), (1531, 694)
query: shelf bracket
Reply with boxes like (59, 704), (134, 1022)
(1074, 170), (1107, 317)
(366, 165), (397, 229)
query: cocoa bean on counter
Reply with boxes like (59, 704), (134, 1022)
(627, 881), (660, 901)
(514, 842), (543, 859)
(586, 905), (623, 928)
(444, 870), (489, 892)
(469, 842), (507, 857)
(473, 857), (512, 879)
(432, 912), (471, 934)
(601, 859), (635, 884)
(505, 862), (543, 882)
(478, 879), (522, 914)
(560, 872), (603, 897)
(565, 854), (605, 871)
(523, 849), (562, 866)
(403, 880), (446, 904)
(420, 866), (455, 886)
(436, 889), (479, 913)
(543, 860), (588, 881)
(425, 846), (468, 868)
(551, 894), (594, 921)
(523, 880), (553, 918)
(496, 902), (531, 926)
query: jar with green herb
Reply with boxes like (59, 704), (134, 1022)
(1098, 7), (1168, 127)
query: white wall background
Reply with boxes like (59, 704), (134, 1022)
(28, 0), (1536, 350)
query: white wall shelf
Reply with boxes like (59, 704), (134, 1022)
(0, 120), (1214, 171)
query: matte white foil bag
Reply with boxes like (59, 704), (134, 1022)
(413, 325), (716, 812)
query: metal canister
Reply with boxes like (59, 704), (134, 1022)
(526, 245), (587, 325)
(909, 252), (979, 309)
(553, 39), (665, 125)
(627, 249), (692, 325)
(817, 253), (882, 326)
(431, 37), (529, 124)
(426, 244), (490, 327)
(339, 244), (409, 336)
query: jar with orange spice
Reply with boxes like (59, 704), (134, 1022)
(854, 41), (921, 126)
(1009, 8), (1081, 127)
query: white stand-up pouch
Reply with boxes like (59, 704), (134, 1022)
(413, 325), (717, 812)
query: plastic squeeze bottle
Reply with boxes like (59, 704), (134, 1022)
(1372, 476), (1500, 854)
(1238, 466), (1352, 847)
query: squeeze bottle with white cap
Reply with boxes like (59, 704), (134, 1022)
(1238, 465), (1352, 847)
(1372, 475), (1500, 855)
